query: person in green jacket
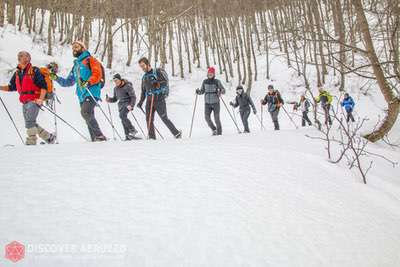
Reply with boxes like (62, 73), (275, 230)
(315, 88), (333, 126)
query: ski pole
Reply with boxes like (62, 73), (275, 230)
(85, 88), (123, 141)
(147, 94), (155, 139)
(130, 111), (146, 138)
(281, 105), (299, 129)
(42, 105), (90, 142)
(0, 96), (25, 145)
(106, 98), (117, 141)
(255, 114), (265, 130)
(52, 94), (59, 144)
(220, 96), (241, 133)
(231, 105), (238, 126)
(189, 92), (199, 138)
(260, 104), (264, 130)
(139, 107), (164, 140)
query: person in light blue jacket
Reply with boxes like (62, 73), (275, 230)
(341, 93), (355, 123)
(51, 41), (106, 142)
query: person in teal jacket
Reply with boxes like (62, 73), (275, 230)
(51, 41), (106, 142)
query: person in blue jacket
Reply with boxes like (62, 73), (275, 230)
(341, 93), (355, 122)
(51, 41), (107, 142)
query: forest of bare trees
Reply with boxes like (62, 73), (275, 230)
(0, 0), (398, 142)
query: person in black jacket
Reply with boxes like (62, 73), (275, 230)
(229, 86), (257, 133)
(261, 85), (284, 130)
(136, 57), (181, 140)
(106, 74), (138, 140)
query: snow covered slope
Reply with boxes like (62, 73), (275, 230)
(0, 25), (400, 267)
(0, 130), (400, 267)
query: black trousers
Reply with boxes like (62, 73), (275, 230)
(205, 103), (222, 135)
(302, 111), (312, 126)
(240, 109), (251, 132)
(80, 97), (104, 141)
(146, 95), (179, 139)
(119, 107), (136, 136)
(323, 104), (332, 125)
(346, 111), (355, 122)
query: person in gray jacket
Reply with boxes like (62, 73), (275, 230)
(195, 67), (226, 135)
(294, 94), (312, 127)
(229, 85), (257, 133)
(106, 74), (138, 140)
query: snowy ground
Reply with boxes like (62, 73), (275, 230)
(0, 26), (400, 266)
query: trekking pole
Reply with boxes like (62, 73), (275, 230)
(220, 97), (241, 133)
(106, 97), (117, 141)
(189, 92), (199, 138)
(255, 114), (265, 130)
(231, 106), (238, 126)
(260, 104), (264, 130)
(130, 111), (146, 138)
(85, 88), (123, 141)
(139, 107), (164, 140)
(42, 105), (90, 142)
(281, 105), (299, 129)
(0, 96), (25, 145)
(52, 94), (59, 144)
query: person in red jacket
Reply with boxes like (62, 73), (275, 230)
(0, 51), (56, 145)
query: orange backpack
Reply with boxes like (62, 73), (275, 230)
(39, 67), (54, 96)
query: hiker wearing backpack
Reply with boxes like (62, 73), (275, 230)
(261, 85), (284, 130)
(106, 74), (139, 141)
(229, 85), (257, 133)
(137, 57), (182, 140)
(51, 40), (107, 142)
(294, 94), (312, 127)
(341, 93), (355, 122)
(315, 88), (333, 126)
(195, 67), (226, 136)
(0, 51), (56, 145)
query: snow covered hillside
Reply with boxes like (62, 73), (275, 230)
(0, 26), (400, 267)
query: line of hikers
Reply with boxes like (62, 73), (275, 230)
(0, 41), (357, 145)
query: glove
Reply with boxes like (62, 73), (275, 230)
(105, 94), (110, 102)
(195, 89), (201, 95)
(127, 105), (133, 111)
(35, 98), (44, 106)
(229, 101), (234, 106)
(49, 73), (58, 80)
(260, 99), (265, 104)
(80, 78), (89, 88)
(137, 102), (143, 110)
(253, 109), (257, 115)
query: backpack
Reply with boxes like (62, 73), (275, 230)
(85, 56), (106, 89)
(24, 66), (53, 99)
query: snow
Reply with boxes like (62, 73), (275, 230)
(0, 25), (400, 266)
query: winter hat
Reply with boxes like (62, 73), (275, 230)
(72, 40), (87, 50)
(113, 73), (122, 81)
(268, 84), (274, 90)
(207, 67), (216, 75)
(17, 51), (31, 62)
(236, 85), (244, 91)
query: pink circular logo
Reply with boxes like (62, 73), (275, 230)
(5, 241), (25, 262)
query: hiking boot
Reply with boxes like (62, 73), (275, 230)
(94, 135), (107, 142)
(46, 133), (57, 144)
(212, 130), (218, 136)
(175, 130), (182, 139)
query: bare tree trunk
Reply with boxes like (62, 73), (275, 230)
(352, 0), (400, 142)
